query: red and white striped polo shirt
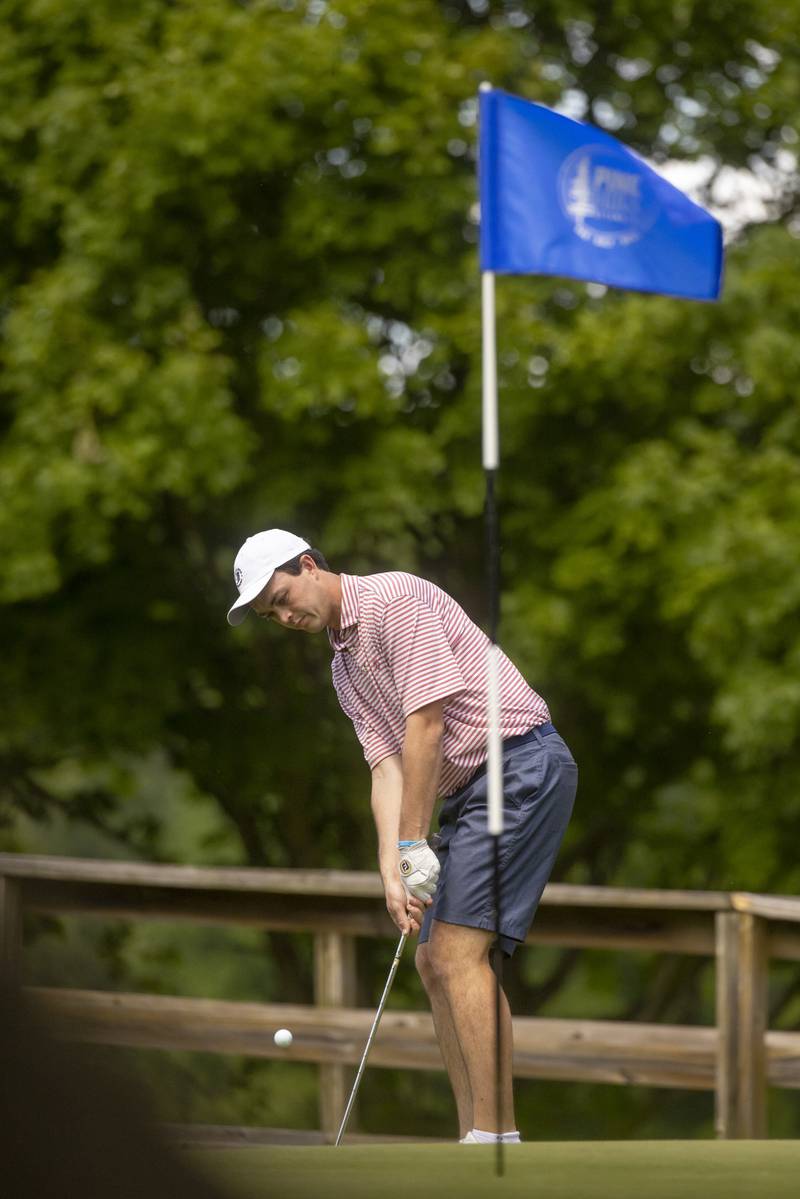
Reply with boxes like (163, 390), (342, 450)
(328, 572), (550, 798)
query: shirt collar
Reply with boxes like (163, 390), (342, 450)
(328, 573), (359, 651)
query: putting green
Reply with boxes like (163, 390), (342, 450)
(195, 1139), (800, 1199)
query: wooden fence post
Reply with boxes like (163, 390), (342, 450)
(715, 910), (769, 1138)
(0, 875), (23, 985)
(736, 912), (768, 1138)
(714, 911), (738, 1138)
(314, 931), (356, 1141)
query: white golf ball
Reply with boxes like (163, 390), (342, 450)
(274, 1028), (293, 1048)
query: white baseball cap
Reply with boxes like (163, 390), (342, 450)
(227, 529), (311, 626)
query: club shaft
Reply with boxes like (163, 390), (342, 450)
(334, 930), (408, 1146)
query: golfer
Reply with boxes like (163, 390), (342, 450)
(228, 529), (578, 1144)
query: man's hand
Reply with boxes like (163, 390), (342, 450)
(384, 876), (428, 935)
(398, 839), (440, 902)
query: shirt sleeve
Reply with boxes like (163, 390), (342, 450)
(379, 594), (466, 717)
(352, 710), (401, 769)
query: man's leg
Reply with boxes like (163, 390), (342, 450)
(425, 920), (515, 1133)
(415, 942), (473, 1137)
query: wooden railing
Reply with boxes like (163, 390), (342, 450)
(1, 854), (799, 1141)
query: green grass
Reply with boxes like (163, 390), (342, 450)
(194, 1140), (800, 1199)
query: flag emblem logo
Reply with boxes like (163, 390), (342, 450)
(558, 145), (659, 250)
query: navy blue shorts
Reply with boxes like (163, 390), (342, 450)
(418, 724), (577, 956)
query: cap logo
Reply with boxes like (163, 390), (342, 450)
(234, 566), (243, 589)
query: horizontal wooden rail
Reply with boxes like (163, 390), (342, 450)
(0, 856), (730, 902)
(732, 892), (800, 923)
(3, 855), (800, 959)
(28, 987), (800, 1093)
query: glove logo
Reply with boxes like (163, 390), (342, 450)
(399, 858), (411, 876)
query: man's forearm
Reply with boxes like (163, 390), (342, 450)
(398, 712), (444, 841)
(370, 754), (404, 883)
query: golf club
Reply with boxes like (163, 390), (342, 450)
(334, 929), (408, 1146)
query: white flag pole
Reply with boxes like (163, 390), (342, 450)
(481, 267), (504, 837)
(481, 271), (498, 470)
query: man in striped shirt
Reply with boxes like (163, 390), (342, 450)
(228, 528), (578, 1145)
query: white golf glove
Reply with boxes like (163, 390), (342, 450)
(398, 839), (440, 901)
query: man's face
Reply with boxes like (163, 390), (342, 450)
(250, 556), (331, 633)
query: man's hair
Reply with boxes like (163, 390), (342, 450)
(276, 547), (330, 575)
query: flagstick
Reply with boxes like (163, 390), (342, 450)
(482, 269), (504, 831)
(482, 259), (504, 1179)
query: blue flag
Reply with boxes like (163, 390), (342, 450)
(479, 89), (723, 301)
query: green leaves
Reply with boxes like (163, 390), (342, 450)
(2, 0), (799, 878)
(1, 263), (250, 599)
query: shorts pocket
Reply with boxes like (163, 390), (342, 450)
(503, 748), (546, 809)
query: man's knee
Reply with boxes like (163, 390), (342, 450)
(416, 941), (458, 994)
(425, 943), (462, 989)
(415, 942), (440, 992)
(419, 938), (468, 993)
(426, 924), (494, 988)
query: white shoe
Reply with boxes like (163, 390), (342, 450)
(459, 1130), (522, 1144)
